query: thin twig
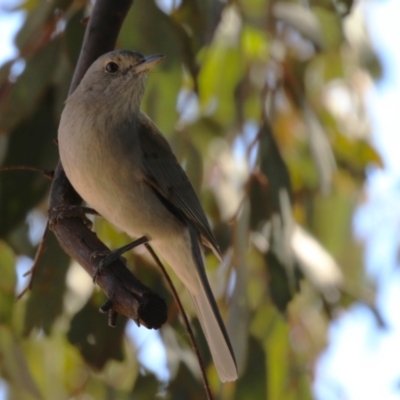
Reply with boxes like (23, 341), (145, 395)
(17, 222), (50, 300)
(144, 243), (213, 400)
(0, 165), (54, 179)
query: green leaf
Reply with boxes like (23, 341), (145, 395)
(266, 318), (289, 400)
(67, 292), (127, 370)
(167, 363), (205, 400)
(334, 134), (382, 175)
(198, 45), (244, 125)
(234, 336), (266, 400)
(0, 38), (61, 132)
(258, 122), (292, 212)
(23, 231), (70, 335)
(64, 6), (86, 68)
(131, 373), (160, 400)
(227, 199), (250, 372)
(142, 65), (181, 135)
(237, 0), (269, 21)
(0, 88), (59, 236)
(119, 1), (181, 62)
(0, 240), (16, 325)
(52, 52), (74, 120)
(265, 250), (302, 313)
(273, 3), (324, 50)
(0, 326), (42, 399)
(170, 134), (204, 194)
(170, 0), (225, 83)
(188, 117), (225, 154)
(248, 172), (272, 230)
(172, 0), (223, 49)
(15, 0), (72, 51)
(241, 26), (269, 62)
(311, 7), (343, 49)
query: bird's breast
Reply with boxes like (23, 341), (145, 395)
(58, 101), (182, 240)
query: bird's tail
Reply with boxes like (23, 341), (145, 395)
(188, 224), (238, 382)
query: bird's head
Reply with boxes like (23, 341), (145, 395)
(76, 50), (164, 113)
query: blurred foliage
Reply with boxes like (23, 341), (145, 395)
(0, 0), (382, 398)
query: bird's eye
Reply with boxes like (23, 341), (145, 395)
(105, 62), (119, 74)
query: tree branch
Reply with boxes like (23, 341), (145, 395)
(48, 0), (167, 330)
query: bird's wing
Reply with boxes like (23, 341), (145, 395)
(137, 112), (222, 260)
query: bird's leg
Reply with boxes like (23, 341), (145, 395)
(91, 236), (149, 282)
(49, 205), (99, 229)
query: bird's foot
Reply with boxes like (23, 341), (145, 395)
(91, 236), (149, 283)
(90, 249), (125, 283)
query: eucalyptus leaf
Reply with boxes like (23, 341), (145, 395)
(0, 38), (61, 132)
(0, 88), (58, 236)
(0, 240), (16, 325)
(24, 231), (70, 335)
(67, 292), (127, 369)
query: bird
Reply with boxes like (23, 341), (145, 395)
(58, 49), (238, 382)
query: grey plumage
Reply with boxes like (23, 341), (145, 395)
(58, 50), (237, 382)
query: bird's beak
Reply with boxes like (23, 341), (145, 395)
(135, 54), (165, 73)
